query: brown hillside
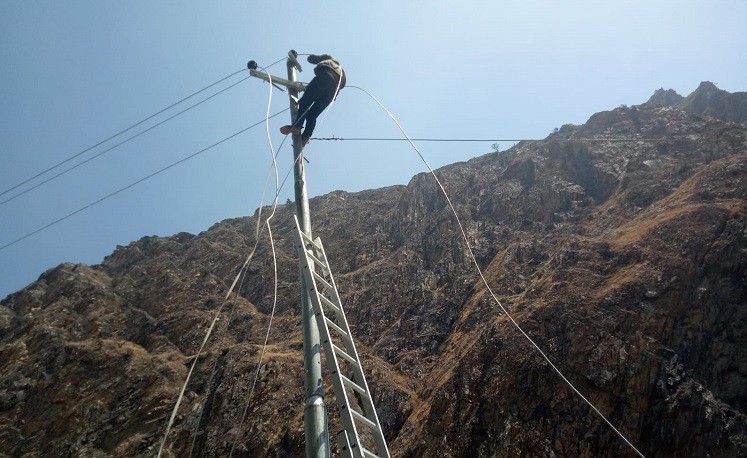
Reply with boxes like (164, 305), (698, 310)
(1, 86), (745, 457)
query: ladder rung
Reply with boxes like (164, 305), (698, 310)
(306, 249), (328, 272)
(320, 294), (342, 314)
(299, 230), (322, 251)
(332, 343), (357, 366)
(293, 221), (390, 458)
(350, 408), (377, 430)
(341, 374), (367, 397)
(324, 316), (351, 342)
(312, 270), (334, 293)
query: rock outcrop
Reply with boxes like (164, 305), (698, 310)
(647, 81), (747, 123)
(2, 83), (746, 457)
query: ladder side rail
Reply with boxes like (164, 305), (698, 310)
(314, 239), (391, 458)
(314, 242), (381, 407)
(293, 221), (390, 457)
(302, 261), (366, 458)
(293, 227), (366, 457)
(337, 430), (354, 458)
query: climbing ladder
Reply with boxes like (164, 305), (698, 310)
(292, 215), (390, 458)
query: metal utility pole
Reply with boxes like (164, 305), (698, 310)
(247, 51), (329, 458)
(249, 51), (389, 458)
(286, 51), (329, 458)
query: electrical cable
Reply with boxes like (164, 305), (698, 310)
(182, 63), (283, 457)
(229, 66), (335, 455)
(0, 109), (288, 253)
(156, 262), (247, 458)
(158, 59), (300, 457)
(186, 258), (252, 457)
(158, 174), (288, 458)
(0, 69), (246, 199)
(1, 75), (252, 207)
(350, 85), (646, 458)
(227, 153), (306, 455)
(310, 137), (665, 143)
(228, 220), (280, 458)
(220, 59), (340, 454)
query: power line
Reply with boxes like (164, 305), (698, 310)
(0, 69), (247, 200)
(0, 109), (288, 253)
(311, 136), (666, 142)
(160, 66), (295, 456)
(0, 75), (251, 207)
(351, 85), (646, 457)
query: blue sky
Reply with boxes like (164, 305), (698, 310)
(1, 1), (745, 298)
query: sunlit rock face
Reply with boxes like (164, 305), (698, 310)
(2, 83), (745, 457)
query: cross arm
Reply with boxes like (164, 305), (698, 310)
(249, 69), (306, 92)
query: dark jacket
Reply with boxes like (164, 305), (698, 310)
(307, 54), (346, 90)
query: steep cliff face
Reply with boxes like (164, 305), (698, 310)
(1, 85), (746, 457)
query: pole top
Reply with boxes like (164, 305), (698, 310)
(288, 49), (303, 72)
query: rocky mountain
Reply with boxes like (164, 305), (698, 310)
(647, 81), (747, 123)
(1, 83), (745, 457)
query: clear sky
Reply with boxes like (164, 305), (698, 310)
(1, 1), (745, 298)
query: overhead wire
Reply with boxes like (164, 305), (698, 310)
(180, 57), (337, 455)
(168, 103), (308, 458)
(157, 127), (282, 458)
(229, 61), (338, 454)
(227, 155), (307, 456)
(350, 85), (646, 458)
(5, 53), (649, 454)
(2, 64), (299, 456)
(227, 66), (284, 456)
(0, 69), (246, 199)
(186, 264), (252, 458)
(1, 74), (252, 207)
(158, 58), (305, 457)
(183, 63), (284, 458)
(184, 111), (281, 453)
(311, 136), (666, 143)
(0, 109), (288, 253)
(228, 220), (281, 457)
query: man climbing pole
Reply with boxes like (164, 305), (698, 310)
(280, 54), (346, 146)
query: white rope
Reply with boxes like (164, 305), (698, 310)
(229, 219), (280, 457)
(184, 59), (287, 457)
(350, 85), (645, 458)
(160, 56), (340, 456)
(187, 265), (253, 457)
(228, 64), (284, 457)
(158, 60), (288, 458)
(228, 58), (341, 454)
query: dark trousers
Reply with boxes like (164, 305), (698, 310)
(296, 73), (338, 138)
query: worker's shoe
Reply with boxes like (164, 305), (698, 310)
(280, 125), (302, 135)
(302, 136), (310, 147)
